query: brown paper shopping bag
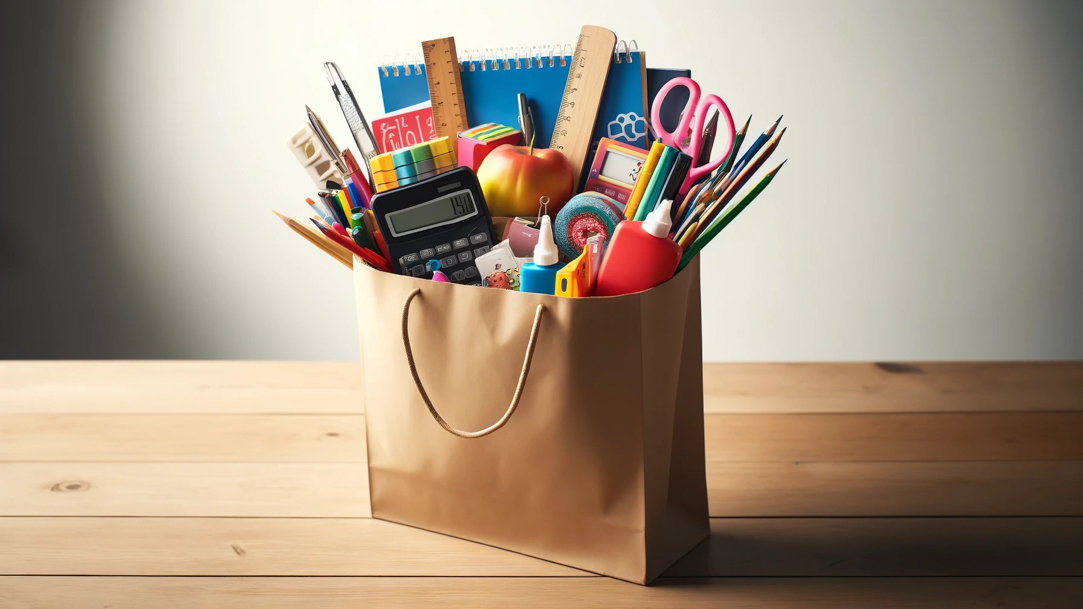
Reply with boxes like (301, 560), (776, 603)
(353, 257), (708, 584)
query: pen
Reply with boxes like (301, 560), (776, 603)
(517, 93), (535, 145)
(343, 149), (373, 208)
(305, 105), (346, 175)
(345, 180), (365, 217)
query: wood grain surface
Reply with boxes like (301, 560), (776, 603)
(1, 361), (1080, 607)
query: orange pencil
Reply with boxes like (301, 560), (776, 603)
(272, 210), (352, 268)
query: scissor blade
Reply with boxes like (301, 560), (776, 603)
(695, 110), (719, 168)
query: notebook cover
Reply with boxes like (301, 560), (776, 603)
(645, 67), (693, 141)
(379, 52), (650, 153)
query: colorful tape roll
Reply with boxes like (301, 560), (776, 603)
(553, 192), (624, 259)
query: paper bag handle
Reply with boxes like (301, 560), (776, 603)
(401, 288), (545, 438)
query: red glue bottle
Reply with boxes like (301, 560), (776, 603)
(594, 199), (682, 296)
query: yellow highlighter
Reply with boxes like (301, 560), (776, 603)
(624, 141), (665, 220)
(555, 249), (591, 297)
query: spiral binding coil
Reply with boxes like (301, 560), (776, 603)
(379, 40), (638, 76)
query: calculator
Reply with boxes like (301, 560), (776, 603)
(370, 166), (496, 286)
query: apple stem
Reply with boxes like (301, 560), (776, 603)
(528, 132), (536, 156)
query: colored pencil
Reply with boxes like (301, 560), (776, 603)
(313, 220), (392, 271)
(729, 115), (780, 178)
(320, 191), (348, 227)
(678, 160), (786, 269)
(719, 114), (751, 175)
(690, 126), (785, 242)
(306, 197), (335, 225)
(673, 202), (705, 241)
(672, 178), (707, 227)
(676, 221), (699, 248)
(273, 210), (352, 268)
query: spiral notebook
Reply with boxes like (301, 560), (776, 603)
(378, 44), (651, 153)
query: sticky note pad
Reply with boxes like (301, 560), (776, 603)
(457, 123), (523, 172)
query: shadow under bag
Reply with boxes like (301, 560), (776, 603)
(353, 258), (708, 584)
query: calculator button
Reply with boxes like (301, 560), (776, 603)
(440, 255), (458, 269)
(452, 238), (470, 250)
(408, 265), (427, 277)
(435, 243), (452, 255)
(451, 270), (466, 281)
(470, 233), (488, 244)
(464, 266), (478, 278)
(457, 251), (473, 263)
(400, 252), (420, 265)
(473, 245), (490, 257)
(418, 248), (435, 259)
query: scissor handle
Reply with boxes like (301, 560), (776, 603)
(682, 93), (736, 191)
(650, 77), (701, 150)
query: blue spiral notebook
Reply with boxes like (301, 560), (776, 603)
(378, 49), (651, 153)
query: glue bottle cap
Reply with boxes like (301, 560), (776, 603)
(642, 199), (674, 239)
(533, 215), (559, 266)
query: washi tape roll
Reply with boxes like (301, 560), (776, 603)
(553, 192), (624, 259)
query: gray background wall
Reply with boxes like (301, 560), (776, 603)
(1, 0), (1081, 361)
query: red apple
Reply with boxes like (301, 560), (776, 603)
(476, 144), (575, 217)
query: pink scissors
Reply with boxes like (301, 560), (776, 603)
(650, 77), (736, 194)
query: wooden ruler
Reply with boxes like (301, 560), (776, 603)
(549, 25), (617, 185)
(422, 36), (469, 161)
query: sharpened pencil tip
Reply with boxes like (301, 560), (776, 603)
(775, 114), (783, 124)
(305, 105), (313, 113)
(770, 159), (787, 174)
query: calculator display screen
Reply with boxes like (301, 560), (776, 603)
(385, 189), (478, 237)
(599, 150), (642, 185)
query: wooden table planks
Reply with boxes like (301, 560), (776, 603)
(1, 361), (1081, 607)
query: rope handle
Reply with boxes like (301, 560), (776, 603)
(400, 288), (545, 438)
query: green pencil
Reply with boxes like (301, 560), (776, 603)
(678, 160), (786, 270)
(718, 114), (751, 175)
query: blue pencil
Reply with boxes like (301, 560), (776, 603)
(729, 115), (782, 178)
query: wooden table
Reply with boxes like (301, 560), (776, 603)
(1, 361), (1081, 607)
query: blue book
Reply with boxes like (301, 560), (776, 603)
(378, 50), (651, 156)
(646, 67), (693, 139)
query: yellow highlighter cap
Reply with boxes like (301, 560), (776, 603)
(370, 152), (395, 174)
(428, 136), (453, 157)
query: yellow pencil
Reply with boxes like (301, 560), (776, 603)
(272, 210), (353, 268)
(624, 141), (664, 219)
(677, 221), (699, 249)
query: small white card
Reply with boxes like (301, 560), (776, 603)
(474, 240), (521, 289)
